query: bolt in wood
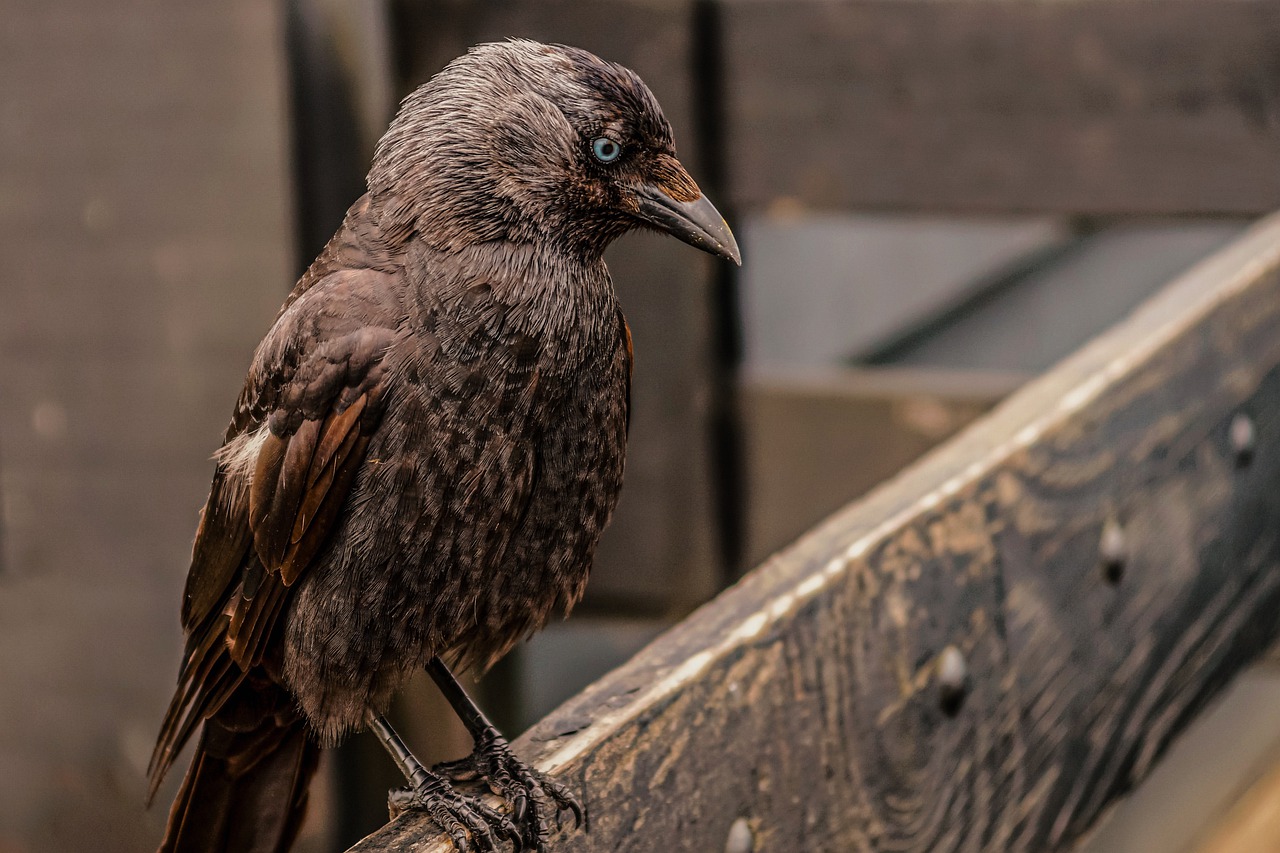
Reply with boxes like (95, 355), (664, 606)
(724, 817), (755, 853)
(1230, 412), (1256, 467)
(938, 645), (968, 716)
(1099, 516), (1127, 584)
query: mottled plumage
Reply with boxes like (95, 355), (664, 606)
(149, 40), (738, 853)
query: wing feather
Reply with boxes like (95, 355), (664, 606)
(309, 394), (367, 488)
(148, 615), (242, 800)
(619, 308), (632, 435)
(247, 432), (288, 566)
(282, 433), (368, 585)
(251, 420), (321, 569)
(180, 473), (252, 633)
(228, 578), (289, 670)
(151, 267), (398, 799)
(232, 393), (374, 663)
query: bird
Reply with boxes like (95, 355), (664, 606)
(147, 39), (740, 853)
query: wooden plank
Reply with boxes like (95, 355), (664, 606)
(348, 214), (1280, 851)
(721, 0), (1280, 216)
(741, 366), (1021, 566)
(0, 1), (303, 850)
(389, 0), (724, 611)
(1077, 658), (1280, 852)
(875, 221), (1249, 371)
(739, 214), (1068, 370)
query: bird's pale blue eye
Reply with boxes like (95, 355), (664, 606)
(591, 136), (622, 163)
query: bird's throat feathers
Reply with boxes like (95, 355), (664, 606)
(405, 238), (619, 361)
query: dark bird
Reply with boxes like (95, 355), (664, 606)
(147, 39), (739, 853)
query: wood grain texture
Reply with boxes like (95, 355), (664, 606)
(721, 0), (1280, 215)
(1077, 662), (1280, 852)
(347, 214), (1280, 851)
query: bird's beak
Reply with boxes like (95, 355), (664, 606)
(632, 181), (741, 266)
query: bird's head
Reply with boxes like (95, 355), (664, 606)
(368, 40), (740, 265)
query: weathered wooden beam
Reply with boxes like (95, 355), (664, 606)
(722, 0), (1280, 216)
(349, 212), (1280, 851)
(1078, 654), (1280, 851)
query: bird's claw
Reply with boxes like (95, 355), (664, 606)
(388, 775), (521, 853)
(436, 736), (584, 852)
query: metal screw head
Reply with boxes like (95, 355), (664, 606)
(938, 645), (968, 716)
(1099, 517), (1126, 584)
(1230, 413), (1256, 467)
(725, 817), (755, 853)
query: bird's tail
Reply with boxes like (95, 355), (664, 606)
(156, 682), (320, 853)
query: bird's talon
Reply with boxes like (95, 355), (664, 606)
(387, 777), (516, 853)
(458, 739), (583, 851)
(512, 793), (529, 824)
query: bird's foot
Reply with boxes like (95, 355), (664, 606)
(435, 734), (584, 852)
(388, 772), (521, 853)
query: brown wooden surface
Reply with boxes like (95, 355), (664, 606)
(348, 215), (1280, 851)
(0, 1), (306, 850)
(721, 0), (1280, 216)
(1077, 654), (1280, 853)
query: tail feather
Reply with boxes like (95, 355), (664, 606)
(149, 647), (242, 801)
(157, 683), (319, 853)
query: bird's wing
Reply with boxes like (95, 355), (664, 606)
(149, 267), (400, 796)
(618, 307), (632, 435)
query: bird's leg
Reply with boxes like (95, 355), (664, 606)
(426, 657), (585, 851)
(370, 714), (519, 853)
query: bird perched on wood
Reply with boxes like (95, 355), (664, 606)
(147, 39), (739, 853)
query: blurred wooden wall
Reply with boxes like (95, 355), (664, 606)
(0, 1), (299, 849)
